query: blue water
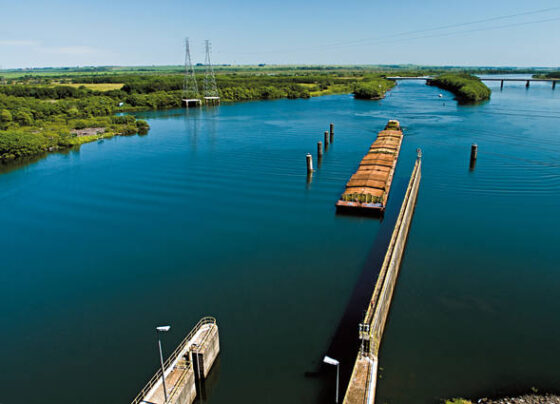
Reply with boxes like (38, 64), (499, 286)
(0, 77), (559, 403)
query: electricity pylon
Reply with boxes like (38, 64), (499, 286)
(182, 38), (200, 106)
(203, 40), (220, 103)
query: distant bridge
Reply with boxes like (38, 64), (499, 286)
(387, 76), (558, 89)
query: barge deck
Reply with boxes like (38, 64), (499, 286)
(336, 120), (403, 214)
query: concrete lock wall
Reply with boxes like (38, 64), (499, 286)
(172, 367), (197, 404)
(343, 156), (422, 404)
(192, 324), (220, 381)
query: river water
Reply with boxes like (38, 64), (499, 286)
(0, 76), (559, 403)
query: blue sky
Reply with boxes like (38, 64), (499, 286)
(1, 0), (559, 68)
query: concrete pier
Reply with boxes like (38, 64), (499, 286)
(191, 321), (220, 381)
(131, 317), (219, 404)
(182, 99), (202, 108)
(343, 153), (422, 404)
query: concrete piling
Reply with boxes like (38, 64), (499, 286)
(470, 144), (478, 171)
(306, 153), (313, 174)
(330, 123), (334, 142)
(317, 141), (323, 158)
(471, 143), (478, 161)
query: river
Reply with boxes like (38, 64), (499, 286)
(0, 76), (558, 403)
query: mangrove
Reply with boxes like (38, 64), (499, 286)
(427, 73), (491, 103)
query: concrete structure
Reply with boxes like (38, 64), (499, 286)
(182, 99), (202, 108)
(190, 320), (220, 381)
(343, 152), (422, 404)
(131, 317), (219, 404)
(387, 76), (559, 89)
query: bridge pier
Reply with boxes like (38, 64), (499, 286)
(553, 81), (557, 90)
(500, 80), (504, 90)
(526, 80), (530, 88)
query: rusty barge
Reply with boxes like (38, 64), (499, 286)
(336, 120), (403, 214)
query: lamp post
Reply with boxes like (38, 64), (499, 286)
(156, 325), (171, 402)
(323, 355), (340, 403)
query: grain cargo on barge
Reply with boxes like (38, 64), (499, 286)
(336, 120), (403, 214)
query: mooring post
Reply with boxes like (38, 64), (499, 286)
(526, 80), (530, 88)
(306, 153), (313, 174)
(470, 143), (478, 171)
(317, 141), (323, 158)
(329, 123), (334, 143)
(324, 131), (329, 146)
(500, 80), (504, 90)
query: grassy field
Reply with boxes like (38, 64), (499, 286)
(62, 83), (124, 91)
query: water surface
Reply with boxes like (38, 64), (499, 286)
(0, 76), (559, 403)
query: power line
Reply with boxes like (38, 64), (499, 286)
(225, 6), (560, 56)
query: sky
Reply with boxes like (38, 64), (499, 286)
(0, 0), (559, 69)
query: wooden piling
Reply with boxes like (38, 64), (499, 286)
(317, 141), (323, 157)
(324, 131), (329, 146)
(330, 123), (334, 142)
(306, 153), (313, 173)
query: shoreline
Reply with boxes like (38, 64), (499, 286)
(1, 88), (390, 170)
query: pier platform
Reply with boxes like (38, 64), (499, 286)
(131, 317), (219, 404)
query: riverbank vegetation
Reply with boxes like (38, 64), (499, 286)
(0, 70), (395, 162)
(1, 64), (532, 164)
(0, 91), (149, 160)
(353, 77), (395, 99)
(427, 73), (491, 103)
(533, 72), (560, 79)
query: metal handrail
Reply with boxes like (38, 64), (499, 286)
(130, 316), (217, 404)
(166, 359), (193, 403)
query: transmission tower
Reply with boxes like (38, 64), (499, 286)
(182, 38), (201, 107)
(203, 40), (220, 103)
